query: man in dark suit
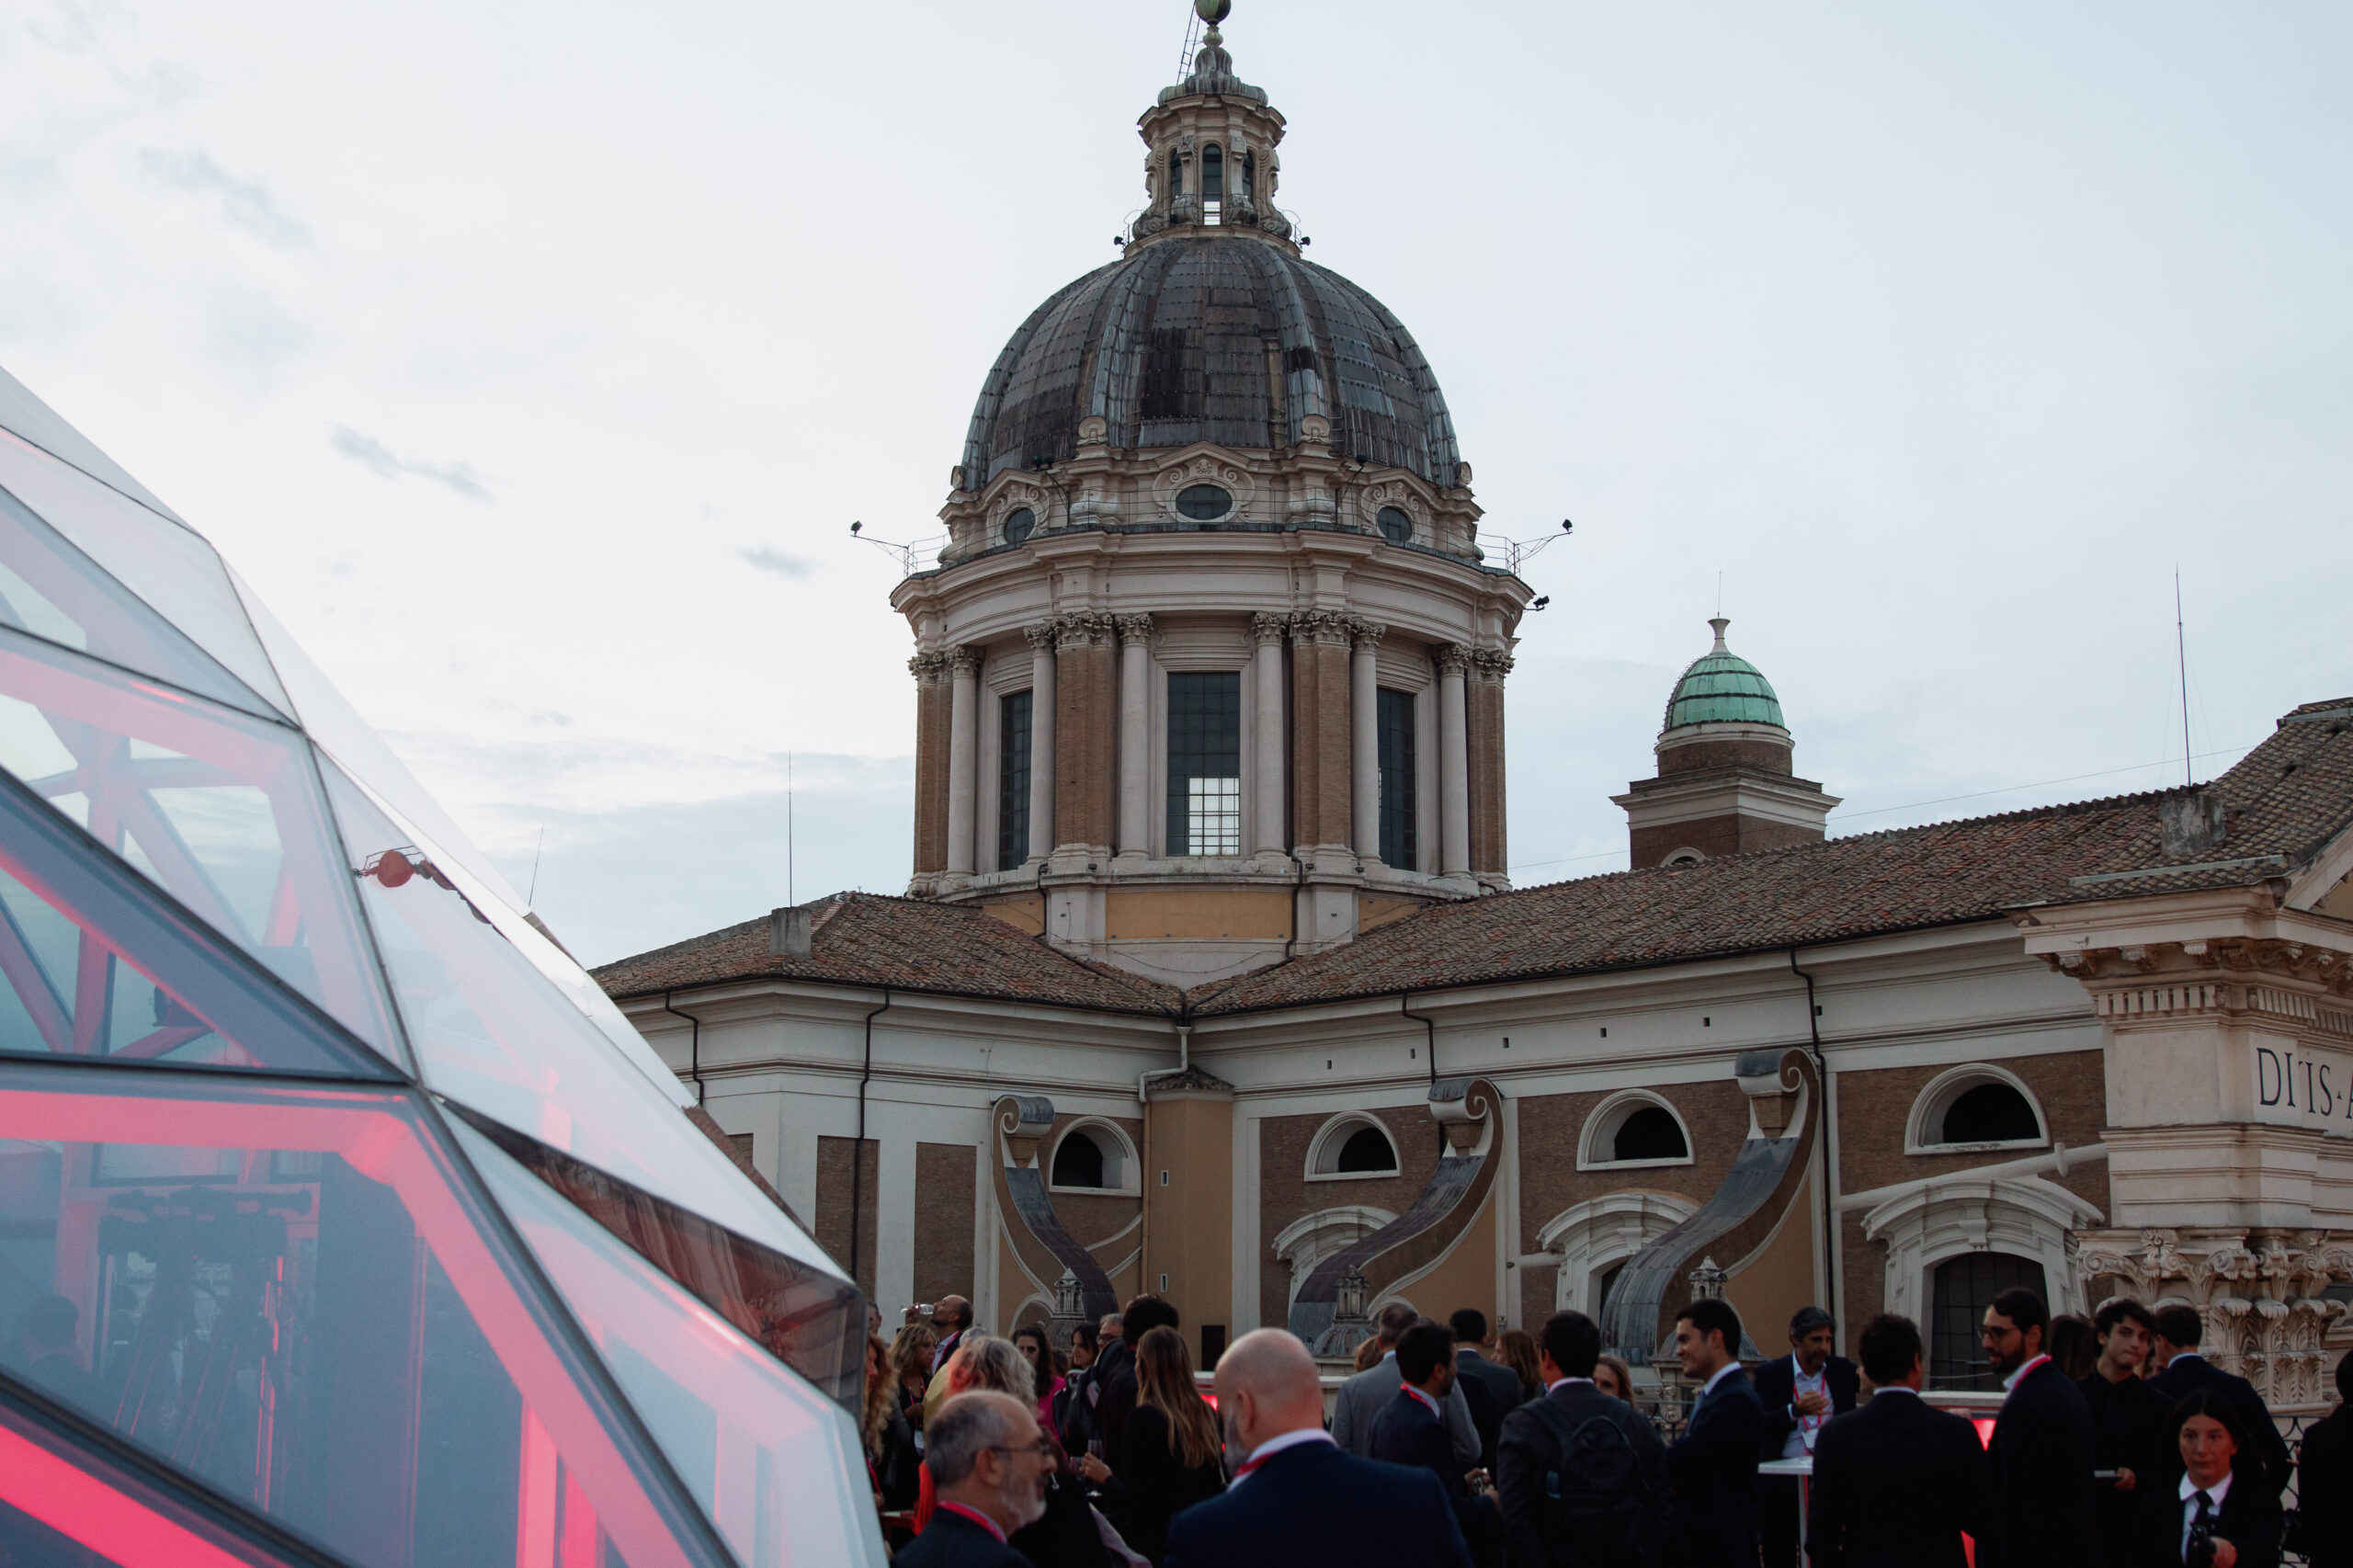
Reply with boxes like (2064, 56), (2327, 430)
(2081, 1298), (2172, 1568)
(1164, 1327), (1472, 1568)
(1751, 1304), (1860, 1568)
(1450, 1308), (1522, 1472)
(1099, 1292), (1178, 1477)
(2148, 1303), (2292, 1498)
(1665, 1297), (1765, 1568)
(898, 1392), (1054, 1568)
(1495, 1308), (1668, 1568)
(1982, 1286), (2098, 1568)
(1372, 1321), (1503, 1567)
(2293, 1350), (2353, 1568)
(1807, 1312), (1993, 1568)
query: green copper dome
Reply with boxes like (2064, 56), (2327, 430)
(1662, 618), (1787, 733)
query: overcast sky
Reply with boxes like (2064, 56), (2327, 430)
(4, 1), (2347, 966)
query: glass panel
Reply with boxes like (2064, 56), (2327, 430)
(1165, 672), (1239, 857)
(0, 363), (188, 528)
(1377, 687), (1416, 869)
(456, 1120), (885, 1568)
(0, 1062), (717, 1568)
(996, 690), (1030, 871)
(0, 485), (277, 720)
(0, 628), (401, 1064)
(315, 759), (847, 1278)
(223, 568), (532, 922)
(0, 767), (390, 1077)
(0, 432), (290, 720)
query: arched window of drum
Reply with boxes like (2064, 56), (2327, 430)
(1376, 506), (1414, 544)
(1941, 1082), (2040, 1144)
(1003, 507), (1035, 546)
(1051, 1129), (1107, 1188)
(1336, 1125), (1397, 1174)
(1613, 1105), (1688, 1163)
(1201, 145), (1223, 202)
(1242, 149), (1256, 200)
(1166, 148), (1182, 200)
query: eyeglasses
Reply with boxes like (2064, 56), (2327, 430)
(987, 1439), (1057, 1461)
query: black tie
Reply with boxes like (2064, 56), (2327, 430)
(2192, 1489), (2213, 1543)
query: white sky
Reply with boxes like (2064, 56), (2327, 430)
(3, 0), (2347, 965)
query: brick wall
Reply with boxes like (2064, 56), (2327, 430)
(914, 1142), (976, 1310)
(815, 1135), (879, 1301)
(1469, 676), (1506, 874)
(1055, 642), (1116, 849)
(1257, 1104), (1448, 1328)
(914, 669), (949, 873)
(1629, 812), (1824, 869)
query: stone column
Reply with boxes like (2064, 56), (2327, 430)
(1024, 623), (1057, 863)
(1116, 615), (1154, 856)
(908, 652), (950, 881)
(1437, 642), (1471, 877)
(1350, 619), (1384, 862)
(1250, 613), (1288, 857)
(1469, 649), (1513, 878)
(945, 646), (980, 877)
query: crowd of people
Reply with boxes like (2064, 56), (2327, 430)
(856, 1286), (2353, 1568)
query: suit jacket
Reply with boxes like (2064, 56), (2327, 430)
(2147, 1355), (2292, 1497)
(1495, 1380), (1669, 1568)
(2081, 1369), (2175, 1568)
(1665, 1365), (1765, 1568)
(1094, 1338), (1141, 1476)
(1162, 1437), (1472, 1568)
(1332, 1351), (1481, 1467)
(2298, 1403), (2353, 1568)
(897, 1506), (1031, 1568)
(1371, 1388), (1504, 1567)
(1806, 1391), (1993, 1568)
(2130, 1471), (2282, 1568)
(1984, 1359), (2100, 1568)
(1455, 1349), (1523, 1471)
(1751, 1353), (1860, 1460)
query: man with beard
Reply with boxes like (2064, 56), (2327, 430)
(1163, 1328), (1472, 1568)
(1980, 1288), (2097, 1568)
(900, 1392), (1056, 1568)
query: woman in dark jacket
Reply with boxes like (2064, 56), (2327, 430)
(2133, 1389), (2281, 1568)
(1076, 1326), (1225, 1565)
(2291, 1353), (2353, 1568)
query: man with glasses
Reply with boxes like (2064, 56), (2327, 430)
(1981, 1288), (2097, 1568)
(899, 1392), (1055, 1568)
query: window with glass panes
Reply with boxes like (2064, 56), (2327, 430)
(1378, 687), (1417, 868)
(1929, 1251), (2045, 1391)
(1165, 672), (1241, 856)
(997, 690), (1030, 870)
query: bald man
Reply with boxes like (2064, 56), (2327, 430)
(1163, 1329), (1471, 1568)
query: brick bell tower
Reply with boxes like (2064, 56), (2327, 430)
(1613, 618), (1838, 868)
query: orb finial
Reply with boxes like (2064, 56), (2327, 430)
(1197, 0), (1229, 45)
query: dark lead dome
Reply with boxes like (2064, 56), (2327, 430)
(961, 237), (1461, 488)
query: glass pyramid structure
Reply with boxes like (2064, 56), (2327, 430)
(0, 363), (883, 1568)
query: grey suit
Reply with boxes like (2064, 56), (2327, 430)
(1332, 1350), (1480, 1466)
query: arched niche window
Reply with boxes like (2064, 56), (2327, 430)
(1242, 148), (1256, 201)
(1578, 1090), (1694, 1170)
(1166, 148), (1182, 201)
(1200, 145), (1223, 225)
(1048, 1121), (1133, 1193)
(1307, 1113), (1401, 1181)
(1906, 1064), (2047, 1154)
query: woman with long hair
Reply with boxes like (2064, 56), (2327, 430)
(2133, 1388), (2281, 1567)
(1495, 1328), (1544, 1404)
(1076, 1325), (1225, 1564)
(1015, 1323), (1067, 1431)
(862, 1334), (919, 1511)
(1593, 1353), (1636, 1405)
(890, 1323), (938, 1429)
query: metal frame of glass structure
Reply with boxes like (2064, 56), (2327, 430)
(1165, 672), (1241, 858)
(0, 365), (881, 1567)
(1376, 687), (1416, 869)
(996, 690), (1030, 871)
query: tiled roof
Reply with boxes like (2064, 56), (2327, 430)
(595, 702), (2353, 1021)
(593, 892), (1181, 1016)
(1187, 700), (2353, 1016)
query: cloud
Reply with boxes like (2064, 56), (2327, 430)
(137, 147), (310, 248)
(329, 425), (494, 501)
(738, 545), (813, 578)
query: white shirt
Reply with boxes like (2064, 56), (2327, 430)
(1546, 1376), (1596, 1395)
(1870, 1384), (1920, 1398)
(1696, 1361), (1741, 1411)
(1232, 1427), (1334, 1486)
(1782, 1355), (1830, 1460)
(2179, 1469), (2233, 1558)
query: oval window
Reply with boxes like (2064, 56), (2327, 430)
(1376, 506), (1415, 543)
(1176, 485), (1233, 520)
(1003, 507), (1036, 545)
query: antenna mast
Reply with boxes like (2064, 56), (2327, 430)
(788, 751), (796, 906)
(2175, 569), (2192, 787)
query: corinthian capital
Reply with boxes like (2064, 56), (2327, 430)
(1290, 609), (1353, 648)
(1023, 620), (1058, 653)
(907, 651), (949, 682)
(1116, 613), (1155, 647)
(946, 644), (982, 677)
(1347, 616), (1387, 650)
(1250, 611), (1290, 645)
(1471, 649), (1515, 682)
(1054, 611), (1115, 648)
(1435, 642), (1472, 676)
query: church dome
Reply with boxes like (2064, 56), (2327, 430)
(1663, 618), (1787, 733)
(960, 237), (1461, 490)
